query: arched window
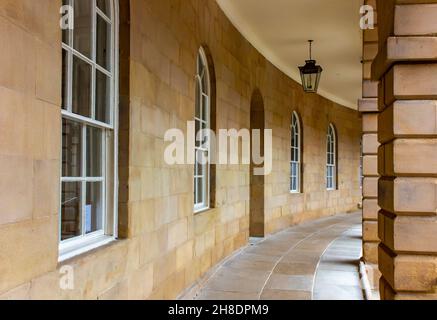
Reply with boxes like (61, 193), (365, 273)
(326, 124), (337, 190)
(60, 0), (118, 259)
(194, 47), (211, 213)
(290, 112), (302, 193)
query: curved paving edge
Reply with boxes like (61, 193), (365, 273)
(313, 224), (364, 300)
(184, 212), (363, 300)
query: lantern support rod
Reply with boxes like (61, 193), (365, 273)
(308, 40), (313, 60)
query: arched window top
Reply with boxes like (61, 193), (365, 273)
(326, 123), (337, 190)
(328, 123), (336, 143)
(291, 112), (301, 140)
(290, 111), (302, 193)
(196, 47), (210, 97)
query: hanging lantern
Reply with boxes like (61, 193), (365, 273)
(299, 40), (323, 93)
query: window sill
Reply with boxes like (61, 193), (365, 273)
(194, 207), (217, 216)
(59, 235), (116, 263)
(194, 205), (211, 215)
(290, 191), (302, 195)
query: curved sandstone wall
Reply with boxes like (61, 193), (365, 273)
(0, 0), (361, 299)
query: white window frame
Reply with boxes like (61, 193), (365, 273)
(59, 0), (119, 261)
(290, 111), (301, 193)
(194, 47), (211, 213)
(326, 124), (337, 191)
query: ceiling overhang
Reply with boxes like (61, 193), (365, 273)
(216, 0), (363, 109)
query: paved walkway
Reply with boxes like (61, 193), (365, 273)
(184, 212), (364, 300)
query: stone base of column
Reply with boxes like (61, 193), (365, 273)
(360, 261), (381, 300)
(380, 278), (437, 300)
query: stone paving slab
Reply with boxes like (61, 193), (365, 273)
(182, 212), (364, 300)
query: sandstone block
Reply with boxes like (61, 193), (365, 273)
(379, 177), (437, 214)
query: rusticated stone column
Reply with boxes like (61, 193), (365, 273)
(373, 0), (437, 299)
(359, 0), (381, 292)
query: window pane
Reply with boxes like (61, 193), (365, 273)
(199, 149), (208, 166)
(194, 161), (198, 176)
(61, 182), (82, 241)
(97, 0), (111, 17)
(197, 54), (204, 74)
(194, 177), (199, 204)
(96, 70), (111, 123)
(62, 119), (82, 177)
(195, 79), (201, 118)
(296, 170), (300, 191)
(86, 126), (103, 177)
(201, 121), (208, 146)
(197, 161), (204, 177)
(62, 49), (69, 110)
(202, 94), (208, 122)
(72, 55), (92, 117)
(197, 177), (203, 205)
(96, 15), (111, 71)
(195, 121), (201, 147)
(201, 71), (208, 95)
(73, 0), (92, 58)
(85, 182), (103, 234)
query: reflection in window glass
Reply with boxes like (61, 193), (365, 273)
(62, 49), (69, 110)
(61, 182), (82, 241)
(73, 0), (92, 58)
(62, 119), (82, 177)
(96, 15), (111, 71)
(72, 55), (92, 117)
(96, 70), (111, 124)
(86, 182), (103, 234)
(86, 126), (103, 177)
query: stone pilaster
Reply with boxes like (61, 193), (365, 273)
(373, 0), (437, 299)
(360, 0), (381, 291)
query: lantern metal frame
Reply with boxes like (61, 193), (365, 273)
(298, 40), (323, 93)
